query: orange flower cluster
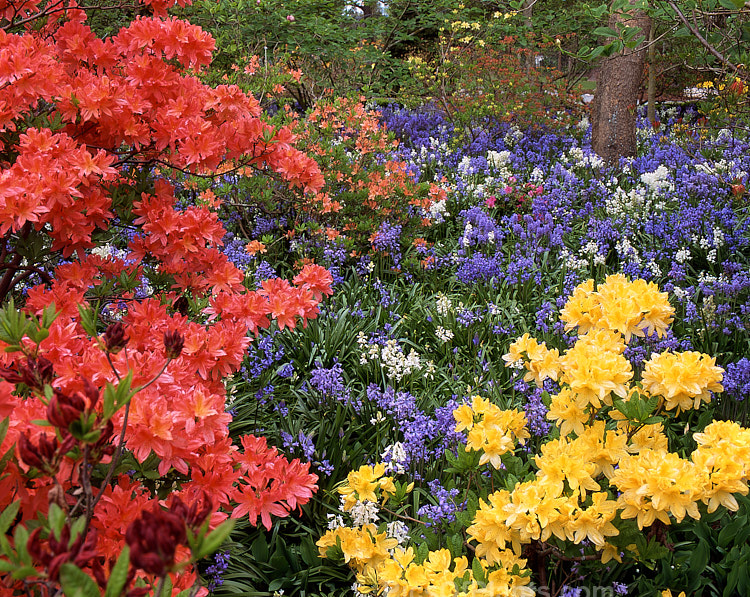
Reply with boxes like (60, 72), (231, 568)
(0, 0), (332, 592)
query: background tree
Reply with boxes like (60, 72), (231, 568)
(590, 0), (651, 164)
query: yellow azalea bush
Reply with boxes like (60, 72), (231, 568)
(318, 275), (750, 595)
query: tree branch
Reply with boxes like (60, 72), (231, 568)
(666, 0), (745, 77)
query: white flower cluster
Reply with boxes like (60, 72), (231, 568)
(684, 86), (717, 99)
(646, 260), (662, 277)
(603, 185), (646, 218)
(564, 147), (604, 169)
(486, 150), (511, 170)
(327, 512), (345, 530)
(429, 197), (448, 222)
(457, 155), (474, 176)
(674, 247), (690, 264)
(91, 244), (128, 260)
(381, 442), (407, 475)
(503, 125), (524, 147)
(358, 333), (423, 381)
(435, 293), (453, 316)
(640, 165), (674, 194)
(462, 222), (473, 247)
(380, 340), (422, 381)
(559, 247), (589, 271)
(580, 240), (606, 266)
(386, 521), (410, 546)
(349, 500), (380, 526)
(435, 326), (454, 344)
(615, 237), (640, 264)
(529, 166), (545, 183)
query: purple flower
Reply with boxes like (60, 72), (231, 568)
(417, 480), (466, 526)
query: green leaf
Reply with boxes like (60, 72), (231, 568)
(719, 518), (743, 547)
(0, 500), (18, 539)
(0, 417), (8, 446)
(471, 556), (486, 584)
(0, 299), (29, 349)
(251, 534), (269, 562)
(10, 565), (38, 580)
(104, 546), (130, 597)
(48, 504), (66, 542)
(76, 305), (99, 338)
(689, 540), (709, 575)
(13, 525), (30, 566)
(592, 26), (619, 38)
(114, 371), (135, 409)
(299, 536), (318, 567)
(69, 517), (86, 546)
(193, 519), (235, 561)
(718, 0), (744, 8)
(40, 303), (59, 329)
(60, 563), (101, 597)
(26, 323), (49, 344)
(155, 574), (173, 597)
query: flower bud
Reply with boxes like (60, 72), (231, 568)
(169, 492), (213, 532)
(47, 390), (85, 430)
(17, 433), (45, 470)
(18, 356), (55, 392)
(164, 330), (184, 360)
(103, 322), (129, 354)
(126, 508), (186, 576)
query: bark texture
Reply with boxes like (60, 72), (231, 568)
(591, 4), (651, 165)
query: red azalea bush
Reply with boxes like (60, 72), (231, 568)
(0, 0), (331, 594)
(213, 95), (449, 270)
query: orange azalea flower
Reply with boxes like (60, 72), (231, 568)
(293, 264), (333, 300)
(246, 240), (267, 256)
(413, 238), (427, 248)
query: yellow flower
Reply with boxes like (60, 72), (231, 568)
(338, 463), (395, 508)
(453, 403), (475, 432)
(559, 279), (600, 333)
(317, 524), (398, 572)
(642, 351), (724, 413)
(535, 439), (600, 500)
(611, 449), (702, 529)
(468, 490), (522, 560)
(459, 401), (529, 469)
(567, 492), (619, 547)
(547, 387), (588, 437)
(559, 275), (673, 341)
(559, 336), (632, 409)
(691, 420), (750, 512)
(523, 345), (560, 387)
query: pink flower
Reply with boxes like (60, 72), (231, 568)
(286, 14), (295, 22)
(485, 195), (497, 208)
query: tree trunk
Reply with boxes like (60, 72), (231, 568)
(647, 24), (656, 124)
(591, 2), (651, 165)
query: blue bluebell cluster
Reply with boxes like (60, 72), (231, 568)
(205, 550), (230, 593)
(371, 221), (403, 267)
(723, 358), (750, 402)
(416, 480), (466, 526)
(308, 361), (354, 406)
(242, 332), (285, 379)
